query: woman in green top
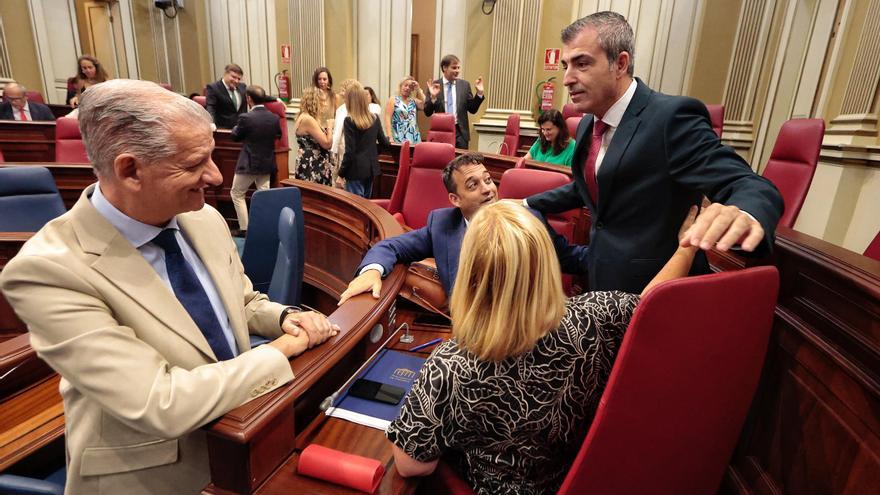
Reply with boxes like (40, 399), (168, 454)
(525, 109), (576, 166)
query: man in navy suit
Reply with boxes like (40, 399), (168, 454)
(230, 85), (281, 235)
(423, 55), (485, 149)
(526, 11), (783, 293)
(206, 64), (247, 128)
(337, 153), (588, 304)
(0, 83), (55, 121)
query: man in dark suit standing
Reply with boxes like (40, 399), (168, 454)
(206, 63), (247, 128)
(526, 11), (783, 294)
(0, 83), (55, 121)
(423, 55), (485, 149)
(230, 85), (281, 235)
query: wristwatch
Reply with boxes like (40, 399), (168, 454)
(279, 306), (301, 327)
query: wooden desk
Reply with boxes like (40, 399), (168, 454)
(0, 121), (55, 162)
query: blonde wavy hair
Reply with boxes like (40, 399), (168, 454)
(337, 78), (361, 100)
(397, 76), (424, 100)
(450, 201), (566, 361)
(345, 80), (375, 130)
(299, 87), (321, 117)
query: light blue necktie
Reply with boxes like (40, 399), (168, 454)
(445, 81), (454, 114)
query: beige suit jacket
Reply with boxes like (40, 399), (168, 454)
(0, 185), (295, 494)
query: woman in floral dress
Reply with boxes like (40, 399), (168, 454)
(294, 87), (333, 186)
(384, 76), (424, 144)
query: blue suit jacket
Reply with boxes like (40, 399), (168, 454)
(358, 207), (588, 296)
(0, 101), (55, 121)
(527, 79), (783, 293)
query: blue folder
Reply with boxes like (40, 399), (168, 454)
(327, 349), (426, 429)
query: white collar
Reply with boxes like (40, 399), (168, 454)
(595, 79), (637, 128)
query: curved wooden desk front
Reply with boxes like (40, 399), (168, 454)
(201, 179), (406, 495)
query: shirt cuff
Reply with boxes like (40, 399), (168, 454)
(359, 264), (386, 277)
(522, 198), (529, 208)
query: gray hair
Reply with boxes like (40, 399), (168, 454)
(77, 79), (211, 177)
(562, 11), (635, 76)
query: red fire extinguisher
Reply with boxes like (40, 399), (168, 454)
(534, 77), (556, 117)
(275, 70), (290, 103)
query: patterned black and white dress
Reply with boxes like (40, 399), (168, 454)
(386, 291), (640, 495)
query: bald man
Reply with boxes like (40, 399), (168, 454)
(0, 83), (55, 121)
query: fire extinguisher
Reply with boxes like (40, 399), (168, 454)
(533, 77), (556, 118)
(275, 70), (290, 103)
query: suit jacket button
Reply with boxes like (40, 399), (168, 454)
(596, 221), (604, 229)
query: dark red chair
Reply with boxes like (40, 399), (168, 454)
(264, 100), (289, 150)
(376, 142), (455, 229)
(499, 114), (520, 156)
(562, 103), (583, 120)
(499, 168), (579, 293)
(55, 117), (89, 163)
(864, 231), (880, 261)
(194, 95), (207, 108)
(158, 82), (173, 91)
(565, 116), (581, 140)
(0, 148), (4, 163)
(761, 118), (825, 228)
(558, 266), (779, 495)
(426, 114), (456, 147)
(706, 104), (724, 138)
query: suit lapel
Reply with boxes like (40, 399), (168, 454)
(596, 80), (650, 214)
(71, 187), (217, 359)
(177, 213), (250, 354)
(571, 117), (597, 210)
(446, 211), (467, 289)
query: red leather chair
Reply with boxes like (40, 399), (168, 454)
(565, 116), (581, 140)
(158, 82), (173, 91)
(375, 142), (455, 229)
(562, 103), (583, 120)
(558, 266), (779, 495)
(499, 168), (579, 293)
(499, 114), (520, 156)
(426, 114), (456, 147)
(706, 104), (724, 138)
(0, 148), (4, 163)
(194, 95), (207, 108)
(864, 231), (880, 261)
(761, 118), (825, 228)
(55, 116), (89, 163)
(264, 100), (289, 150)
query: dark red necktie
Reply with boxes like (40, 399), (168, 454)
(584, 119), (609, 204)
(19, 108), (28, 121)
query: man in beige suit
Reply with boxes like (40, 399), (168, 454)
(0, 79), (339, 494)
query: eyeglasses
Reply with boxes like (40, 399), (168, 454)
(6, 96), (25, 101)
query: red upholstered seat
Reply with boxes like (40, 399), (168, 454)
(706, 104), (724, 138)
(499, 168), (579, 293)
(565, 116), (580, 139)
(0, 148), (4, 163)
(562, 103), (583, 121)
(499, 114), (520, 156)
(864, 231), (880, 261)
(55, 116), (89, 163)
(194, 95), (207, 108)
(157, 82), (173, 91)
(426, 114), (456, 147)
(761, 118), (824, 228)
(373, 142), (455, 229)
(264, 100), (289, 150)
(425, 266), (779, 495)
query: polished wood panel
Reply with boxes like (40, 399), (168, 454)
(0, 121), (55, 162)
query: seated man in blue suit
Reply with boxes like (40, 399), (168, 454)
(337, 153), (588, 305)
(0, 83), (55, 121)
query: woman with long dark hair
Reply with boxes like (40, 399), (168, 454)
(525, 109), (576, 166)
(67, 55), (110, 107)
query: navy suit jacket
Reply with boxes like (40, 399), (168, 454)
(231, 106), (281, 175)
(358, 206), (588, 296)
(527, 79), (783, 293)
(423, 79), (484, 148)
(0, 101), (55, 121)
(206, 80), (247, 129)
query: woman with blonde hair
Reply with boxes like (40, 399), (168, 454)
(294, 87), (333, 185)
(384, 76), (424, 144)
(337, 81), (389, 197)
(67, 55), (110, 107)
(386, 201), (699, 494)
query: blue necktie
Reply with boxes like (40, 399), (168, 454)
(445, 81), (454, 114)
(152, 229), (234, 361)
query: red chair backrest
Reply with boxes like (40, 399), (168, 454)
(158, 82), (173, 91)
(864, 231), (880, 261)
(55, 116), (89, 163)
(383, 141), (411, 215)
(264, 100), (289, 150)
(397, 142), (456, 229)
(706, 104), (724, 138)
(194, 95), (207, 108)
(426, 114), (456, 147)
(562, 103), (583, 121)
(500, 113), (520, 156)
(565, 116), (581, 139)
(761, 118), (824, 228)
(558, 266), (779, 495)
(0, 148), (4, 163)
